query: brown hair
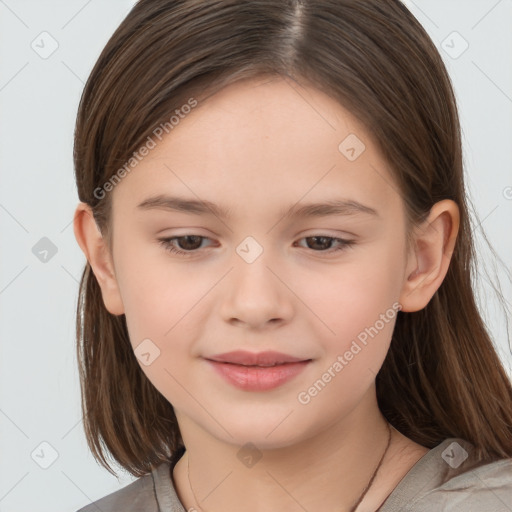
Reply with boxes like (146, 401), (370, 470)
(73, 0), (512, 478)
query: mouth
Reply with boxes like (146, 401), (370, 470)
(206, 350), (310, 366)
(204, 351), (312, 391)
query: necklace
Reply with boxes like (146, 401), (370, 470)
(186, 421), (393, 512)
(349, 421), (393, 512)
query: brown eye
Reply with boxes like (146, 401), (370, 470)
(305, 236), (335, 250)
(295, 236), (355, 254)
(158, 235), (212, 256)
(173, 235), (203, 251)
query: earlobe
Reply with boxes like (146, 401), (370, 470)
(73, 202), (125, 315)
(399, 199), (460, 312)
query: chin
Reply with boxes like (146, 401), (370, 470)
(202, 411), (318, 451)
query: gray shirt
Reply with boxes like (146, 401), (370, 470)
(76, 437), (512, 511)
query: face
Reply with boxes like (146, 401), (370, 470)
(105, 76), (411, 448)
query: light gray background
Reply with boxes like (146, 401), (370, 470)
(0, 1), (511, 510)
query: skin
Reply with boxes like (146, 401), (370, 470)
(74, 75), (459, 512)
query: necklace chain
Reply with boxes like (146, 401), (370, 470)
(186, 422), (393, 512)
(349, 421), (393, 512)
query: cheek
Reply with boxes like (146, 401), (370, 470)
(112, 239), (198, 350)
(291, 252), (404, 415)
(114, 250), (208, 407)
(294, 240), (405, 366)
(114, 246), (224, 406)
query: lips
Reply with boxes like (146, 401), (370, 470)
(204, 350), (312, 391)
(206, 350), (309, 366)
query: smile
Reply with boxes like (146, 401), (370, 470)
(205, 358), (311, 391)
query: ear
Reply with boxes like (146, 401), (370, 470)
(73, 202), (125, 315)
(399, 199), (460, 312)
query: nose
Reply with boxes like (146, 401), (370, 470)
(219, 248), (295, 330)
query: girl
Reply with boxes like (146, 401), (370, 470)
(72, 1), (512, 511)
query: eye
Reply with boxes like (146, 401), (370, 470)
(158, 235), (214, 257)
(158, 234), (355, 257)
(294, 236), (355, 254)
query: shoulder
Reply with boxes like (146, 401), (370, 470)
(414, 456), (512, 511)
(411, 439), (512, 511)
(381, 438), (512, 512)
(75, 467), (161, 512)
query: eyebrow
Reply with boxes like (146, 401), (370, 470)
(136, 194), (379, 220)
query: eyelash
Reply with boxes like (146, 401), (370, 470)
(157, 235), (355, 257)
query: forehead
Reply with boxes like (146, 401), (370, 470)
(112, 76), (402, 220)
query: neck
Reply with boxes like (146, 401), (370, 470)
(172, 388), (401, 512)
